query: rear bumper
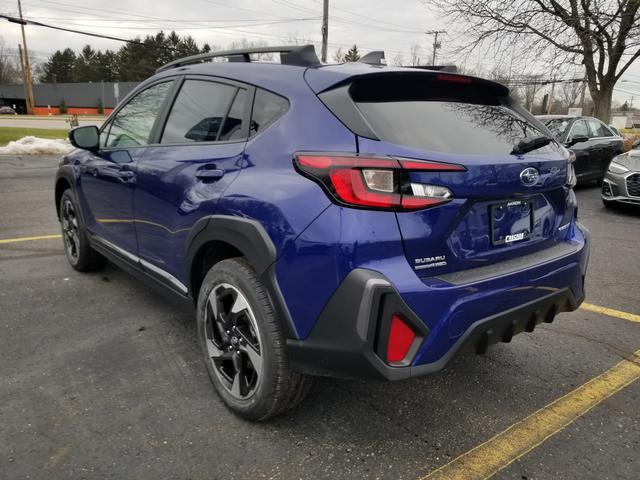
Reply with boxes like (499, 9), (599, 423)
(287, 224), (588, 381)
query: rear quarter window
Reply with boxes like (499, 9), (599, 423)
(250, 89), (288, 137)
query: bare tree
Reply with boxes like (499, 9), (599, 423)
(511, 75), (545, 111)
(560, 79), (583, 107)
(423, 0), (640, 121)
(0, 37), (21, 84)
(409, 43), (422, 66)
(333, 48), (345, 63)
(391, 53), (405, 66)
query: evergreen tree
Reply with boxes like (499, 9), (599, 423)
(73, 45), (99, 82)
(343, 44), (361, 62)
(39, 33), (217, 83)
(40, 48), (76, 83)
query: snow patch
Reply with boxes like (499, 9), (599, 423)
(0, 136), (73, 155)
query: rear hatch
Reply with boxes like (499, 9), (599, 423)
(308, 68), (573, 278)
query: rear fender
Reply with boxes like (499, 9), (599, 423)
(186, 215), (298, 339)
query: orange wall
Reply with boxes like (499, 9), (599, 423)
(33, 106), (113, 116)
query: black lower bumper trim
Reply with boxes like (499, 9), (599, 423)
(287, 268), (581, 381)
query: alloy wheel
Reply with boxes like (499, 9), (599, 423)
(61, 198), (80, 262)
(204, 283), (263, 399)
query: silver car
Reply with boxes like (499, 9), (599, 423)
(601, 148), (640, 207)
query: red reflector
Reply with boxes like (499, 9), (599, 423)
(400, 196), (447, 209)
(436, 73), (473, 84)
(387, 314), (416, 363)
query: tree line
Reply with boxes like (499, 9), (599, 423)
(39, 31), (211, 83)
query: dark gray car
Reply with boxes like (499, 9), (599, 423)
(601, 147), (640, 208)
(537, 115), (624, 184)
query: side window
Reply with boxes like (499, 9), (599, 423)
(250, 89), (289, 137)
(570, 119), (589, 139)
(587, 119), (612, 138)
(106, 82), (172, 148)
(161, 80), (238, 144)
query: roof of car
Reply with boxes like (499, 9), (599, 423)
(150, 60), (507, 97)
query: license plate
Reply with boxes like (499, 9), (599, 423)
(490, 199), (533, 246)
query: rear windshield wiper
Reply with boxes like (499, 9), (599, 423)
(511, 135), (553, 155)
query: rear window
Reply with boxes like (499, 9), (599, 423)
(349, 76), (556, 156)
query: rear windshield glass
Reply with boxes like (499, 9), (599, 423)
(351, 78), (556, 156)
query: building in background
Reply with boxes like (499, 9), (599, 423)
(0, 82), (139, 115)
(611, 112), (640, 129)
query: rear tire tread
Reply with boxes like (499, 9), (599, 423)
(198, 257), (312, 421)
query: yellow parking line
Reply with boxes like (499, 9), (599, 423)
(419, 349), (640, 480)
(580, 303), (640, 324)
(0, 234), (62, 244)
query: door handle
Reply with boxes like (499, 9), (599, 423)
(196, 168), (225, 181)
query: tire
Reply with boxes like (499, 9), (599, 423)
(196, 257), (312, 421)
(59, 189), (106, 271)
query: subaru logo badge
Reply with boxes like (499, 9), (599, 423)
(520, 167), (540, 187)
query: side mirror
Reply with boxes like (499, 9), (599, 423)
(69, 126), (99, 152)
(566, 134), (589, 147)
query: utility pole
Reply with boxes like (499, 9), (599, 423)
(321, 0), (328, 63)
(17, 44), (28, 114)
(426, 30), (445, 66)
(17, 0), (35, 115)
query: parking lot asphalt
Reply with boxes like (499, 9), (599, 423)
(1, 154), (639, 480)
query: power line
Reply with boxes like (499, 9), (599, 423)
(25, 16), (320, 30)
(1, 14), (181, 50)
(312, 0), (422, 30)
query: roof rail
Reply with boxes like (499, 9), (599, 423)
(358, 51), (386, 65)
(156, 44), (321, 73)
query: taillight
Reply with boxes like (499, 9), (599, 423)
(294, 154), (464, 211)
(387, 314), (416, 363)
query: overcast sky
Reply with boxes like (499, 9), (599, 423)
(1, 0), (639, 105)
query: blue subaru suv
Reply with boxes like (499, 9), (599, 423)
(56, 45), (589, 420)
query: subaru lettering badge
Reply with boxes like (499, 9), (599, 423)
(520, 167), (540, 187)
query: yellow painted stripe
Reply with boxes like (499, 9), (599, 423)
(580, 302), (640, 324)
(419, 349), (640, 480)
(0, 234), (62, 244)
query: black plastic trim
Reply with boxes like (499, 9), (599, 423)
(287, 268), (581, 381)
(286, 268), (429, 381)
(317, 84), (379, 140)
(411, 287), (579, 377)
(90, 236), (195, 312)
(186, 215), (298, 339)
(54, 166), (77, 218)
